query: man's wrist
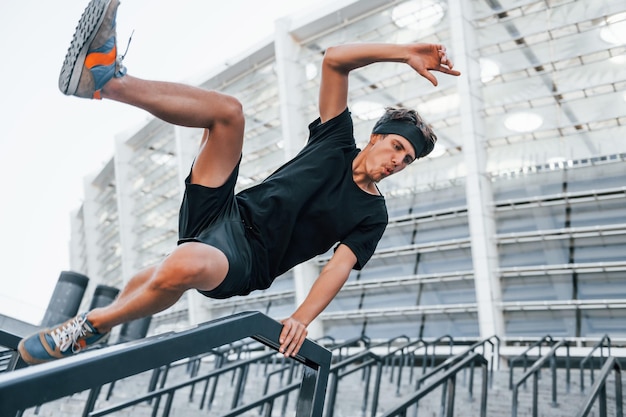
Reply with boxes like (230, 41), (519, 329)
(290, 312), (311, 327)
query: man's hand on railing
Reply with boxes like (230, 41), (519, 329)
(279, 317), (308, 357)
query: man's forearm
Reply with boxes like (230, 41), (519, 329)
(323, 43), (411, 74)
(291, 271), (349, 325)
(277, 253), (353, 357)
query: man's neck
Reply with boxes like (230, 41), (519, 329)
(352, 149), (379, 195)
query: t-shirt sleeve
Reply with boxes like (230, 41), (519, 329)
(307, 108), (354, 148)
(340, 220), (387, 270)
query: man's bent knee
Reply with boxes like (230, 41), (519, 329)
(153, 243), (229, 293)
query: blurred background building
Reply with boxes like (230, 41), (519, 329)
(69, 0), (626, 343)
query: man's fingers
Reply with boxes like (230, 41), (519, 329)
(279, 318), (308, 357)
(284, 328), (308, 357)
(436, 47), (461, 76)
(438, 49), (452, 67)
(279, 320), (290, 343)
(438, 66), (462, 77)
(419, 68), (438, 86)
(284, 334), (300, 357)
(279, 320), (292, 353)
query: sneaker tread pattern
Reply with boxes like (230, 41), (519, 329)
(59, 0), (112, 95)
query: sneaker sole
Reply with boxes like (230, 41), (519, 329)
(59, 0), (113, 95)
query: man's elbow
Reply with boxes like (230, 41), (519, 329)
(323, 45), (348, 72)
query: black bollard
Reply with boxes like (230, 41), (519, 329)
(41, 271), (89, 327)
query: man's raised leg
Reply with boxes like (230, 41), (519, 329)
(18, 0), (245, 365)
(100, 76), (245, 187)
(60, 0), (245, 187)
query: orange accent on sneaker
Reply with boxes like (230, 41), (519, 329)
(93, 90), (102, 100)
(85, 45), (117, 69)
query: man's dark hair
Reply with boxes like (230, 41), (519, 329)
(372, 107), (437, 159)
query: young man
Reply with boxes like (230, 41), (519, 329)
(18, 0), (460, 365)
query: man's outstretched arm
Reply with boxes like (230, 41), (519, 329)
(278, 244), (357, 357)
(318, 43), (461, 123)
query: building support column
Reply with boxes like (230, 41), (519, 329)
(448, 0), (504, 339)
(274, 17), (323, 339)
(114, 136), (137, 287)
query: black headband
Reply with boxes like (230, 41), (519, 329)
(372, 120), (427, 156)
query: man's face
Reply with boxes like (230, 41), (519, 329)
(366, 134), (416, 182)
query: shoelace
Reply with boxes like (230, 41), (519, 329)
(120, 30), (134, 60)
(116, 30), (134, 77)
(49, 316), (89, 354)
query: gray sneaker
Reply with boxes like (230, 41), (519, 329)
(18, 312), (108, 365)
(59, 0), (126, 99)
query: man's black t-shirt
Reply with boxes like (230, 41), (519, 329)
(236, 108), (388, 290)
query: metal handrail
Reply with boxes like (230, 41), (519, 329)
(100, 368), (311, 417)
(387, 339), (429, 387)
(368, 338), (426, 417)
(458, 335), (500, 390)
(0, 318), (41, 372)
(328, 335), (492, 417)
(324, 337), (427, 417)
(95, 339), (287, 415)
(509, 334), (554, 390)
(0, 311), (332, 417)
(321, 335), (370, 361)
(580, 334), (611, 392)
(410, 335), (454, 377)
(379, 352), (488, 417)
(575, 356), (623, 417)
(90, 349), (279, 417)
(395, 334), (497, 417)
(260, 336), (368, 412)
(325, 350), (379, 417)
(221, 375), (303, 417)
(473, 334), (501, 375)
(415, 335), (500, 391)
(385, 335), (411, 354)
(511, 339), (571, 417)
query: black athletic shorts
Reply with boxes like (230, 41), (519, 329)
(177, 161), (255, 299)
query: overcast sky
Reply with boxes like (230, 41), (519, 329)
(0, 0), (325, 324)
